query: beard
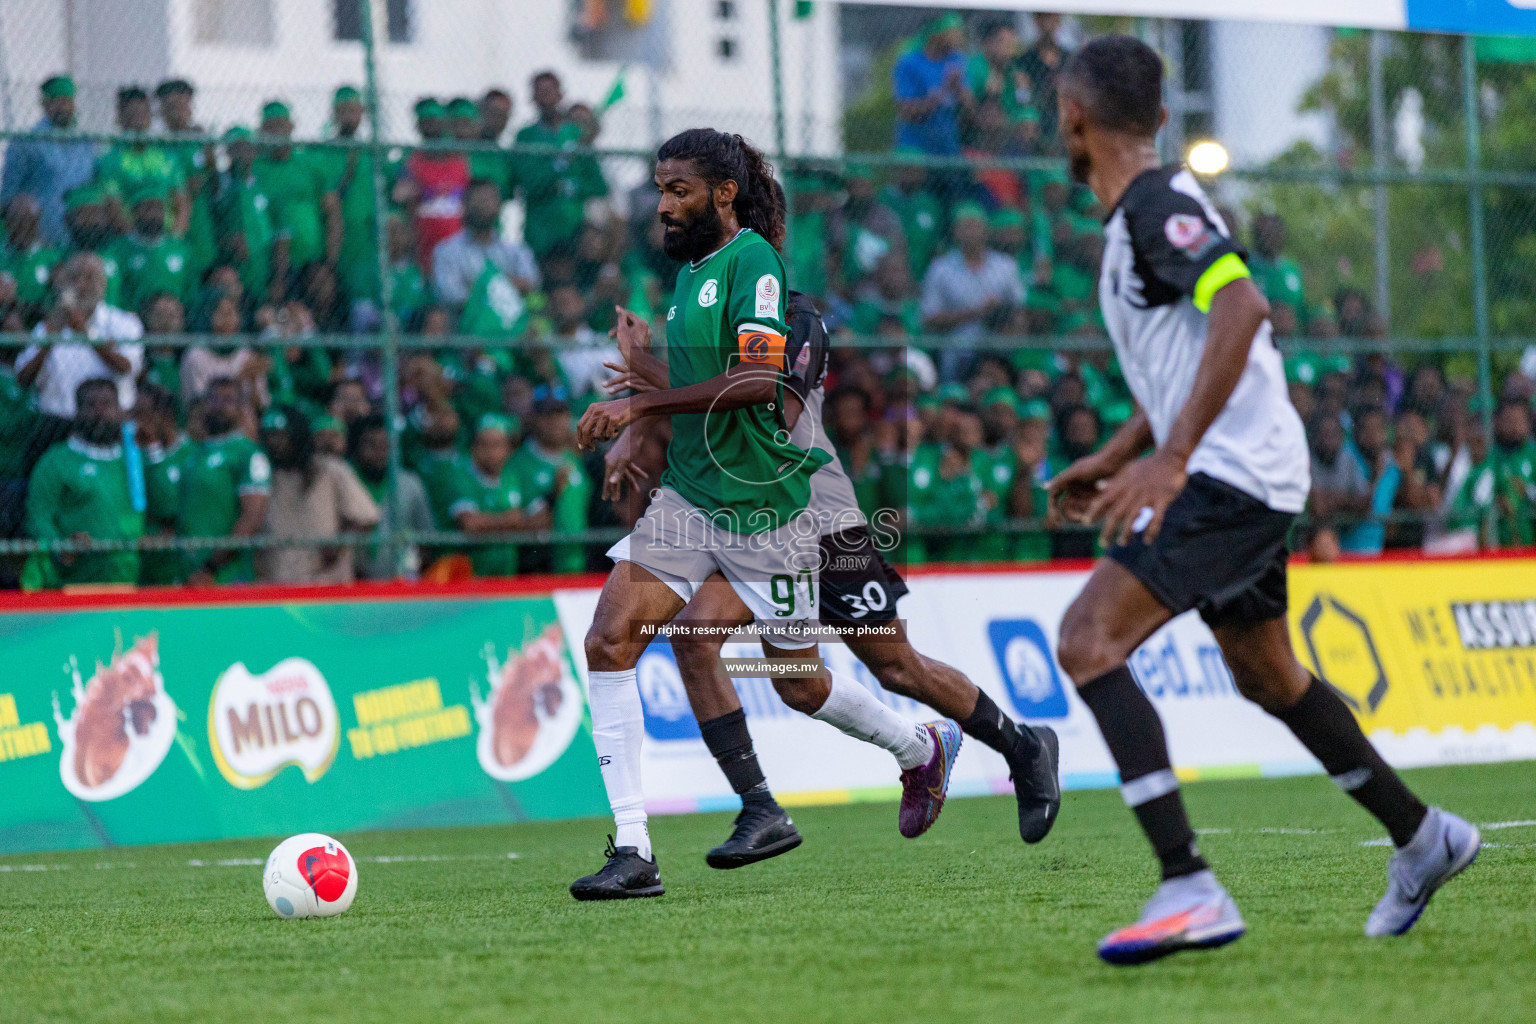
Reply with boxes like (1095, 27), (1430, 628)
(1069, 148), (1093, 186)
(464, 210), (498, 233)
(661, 203), (724, 263)
(204, 410), (236, 436)
(76, 417), (120, 446)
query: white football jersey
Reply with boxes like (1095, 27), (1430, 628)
(1098, 166), (1310, 513)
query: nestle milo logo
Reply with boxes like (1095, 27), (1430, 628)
(208, 658), (339, 789)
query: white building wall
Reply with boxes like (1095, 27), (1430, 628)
(1211, 20), (1333, 166)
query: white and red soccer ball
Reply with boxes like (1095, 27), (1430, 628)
(263, 833), (357, 919)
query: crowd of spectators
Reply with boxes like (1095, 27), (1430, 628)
(2, 13), (1535, 590)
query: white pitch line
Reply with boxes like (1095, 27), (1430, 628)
(1480, 819), (1536, 831)
(0, 853), (520, 872)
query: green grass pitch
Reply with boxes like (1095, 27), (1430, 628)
(2, 762), (1532, 1024)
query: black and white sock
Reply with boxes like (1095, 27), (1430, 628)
(1271, 676), (1428, 847)
(699, 708), (778, 811)
(960, 689), (1042, 768)
(1078, 665), (1208, 880)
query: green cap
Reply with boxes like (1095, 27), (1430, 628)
(313, 414), (344, 433)
(981, 386), (1020, 412)
(1020, 398), (1052, 421)
(41, 75), (75, 100)
(447, 97), (479, 119)
(924, 11), (964, 41)
(845, 160), (875, 180)
(991, 207), (1026, 230)
(260, 410), (289, 431)
(260, 100), (291, 121)
(916, 393), (943, 413)
(222, 125), (253, 143)
(937, 382), (970, 405)
(476, 412), (516, 436)
(333, 85), (362, 104)
(952, 202), (987, 225)
(64, 183), (105, 211)
(414, 97), (446, 121)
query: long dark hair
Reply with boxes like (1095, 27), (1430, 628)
(656, 128), (785, 253)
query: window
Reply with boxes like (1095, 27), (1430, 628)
(716, 1), (735, 19)
(717, 37), (737, 60)
(193, 0), (275, 45)
(334, 0), (413, 44)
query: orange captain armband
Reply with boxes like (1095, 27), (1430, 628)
(737, 324), (787, 367)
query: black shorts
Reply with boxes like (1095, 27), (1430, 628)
(1107, 472), (1295, 630)
(818, 526), (909, 625)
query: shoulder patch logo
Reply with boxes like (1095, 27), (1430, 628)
(698, 280), (719, 307)
(755, 273), (780, 318)
(1164, 213), (1207, 250)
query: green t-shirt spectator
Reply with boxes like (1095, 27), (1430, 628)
(2, 240), (64, 308)
(142, 436), (192, 586)
(509, 441), (591, 573)
(95, 145), (184, 218)
(0, 370), (35, 482)
(267, 347), (334, 414)
(415, 448), (468, 535)
(1494, 441), (1536, 547)
(103, 232), (195, 313)
(177, 432), (271, 582)
(252, 149), (330, 270)
(215, 173), (277, 298)
(513, 120), (608, 257)
(161, 137), (218, 278)
(25, 437), (144, 586)
(446, 461), (525, 577)
(880, 183), (944, 279)
(314, 145), (381, 301)
(1249, 252), (1307, 323)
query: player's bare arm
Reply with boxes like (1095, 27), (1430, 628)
(1087, 277), (1269, 546)
(576, 361), (781, 449)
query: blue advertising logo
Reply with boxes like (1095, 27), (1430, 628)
(634, 639), (702, 741)
(987, 619), (1070, 720)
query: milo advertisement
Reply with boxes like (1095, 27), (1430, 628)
(0, 594), (606, 855)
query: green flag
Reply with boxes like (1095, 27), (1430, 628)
(599, 67), (627, 114)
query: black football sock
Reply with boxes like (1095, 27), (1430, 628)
(1271, 676), (1428, 847)
(961, 689), (1043, 765)
(1078, 665), (1208, 880)
(698, 709), (778, 811)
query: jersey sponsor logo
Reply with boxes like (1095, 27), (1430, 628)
(1164, 213), (1217, 259)
(755, 273), (780, 318)
(698, 279), (719, 307)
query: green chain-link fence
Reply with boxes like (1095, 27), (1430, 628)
(0, 3), (1533, 589)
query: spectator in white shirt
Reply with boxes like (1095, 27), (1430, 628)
(921, 202), (1026, 380)
(18, 253), (145, 421)
(430, 177), (539, 321)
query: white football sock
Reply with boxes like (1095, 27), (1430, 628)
(810, 670), (934, 771)
(588, 668), (651, 861)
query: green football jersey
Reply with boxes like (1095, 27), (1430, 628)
(510, 441), (591, 573)
(103, 233), (195, 314)
(879, 185), (943, 278)
(164, 135), (218, 273)
(177, 432), (271, 582)
(314, 144), (380, 301)
(142, 435), (192, 586)
(95, 145), (184, 211)
(512, 121), (608, 257)
(252, 149), (331, 269)
(416, 448), (469, 533)
(659, 229), (829, 530)
(0, 370), (35, 481)
(2, 241), (64, 307)
(214, 173), (277, 298)
(25, 437), (144, 585)
(447, 462), (524, 577)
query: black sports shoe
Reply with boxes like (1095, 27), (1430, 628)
(705, 802), (803, 869)
(1011, 725), (1061, 844)
(570, 836), (665, 901)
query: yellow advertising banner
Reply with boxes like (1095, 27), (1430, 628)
(1288, 558), (1536, 735)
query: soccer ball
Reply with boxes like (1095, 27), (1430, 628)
(263, 833), (358, 919)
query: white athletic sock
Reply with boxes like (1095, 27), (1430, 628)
(588, 668), (651, 860)
(811, 671), (934, 771)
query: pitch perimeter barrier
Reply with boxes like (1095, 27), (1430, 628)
(3, 555), (1534, 855)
